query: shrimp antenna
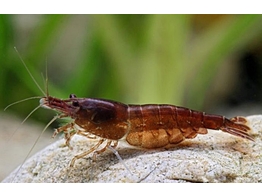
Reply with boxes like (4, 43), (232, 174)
(4, 96), (42, 111)
(14, 47), (46, 96)
(12, 113), (60, 182)
(45, 58), (49, 97)
(107, 145), (132, 175)
(7, 103), (43, 144)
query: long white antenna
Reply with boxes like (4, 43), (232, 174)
(107, 145), (132, 175)
(14, 47), (46, 96)
(4, 96), (42, 111)
(12, 114), (60, 182)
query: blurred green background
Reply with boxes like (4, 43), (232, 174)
(2, 14), (262, 126)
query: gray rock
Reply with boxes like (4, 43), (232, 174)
(3, 115), (262, 183)
(0, 113), (55, 182)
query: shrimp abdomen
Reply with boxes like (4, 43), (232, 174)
(126, 104), (252, 148)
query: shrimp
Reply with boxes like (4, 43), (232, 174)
(11, 47), (253, 171)
(40, 94), (254, 167)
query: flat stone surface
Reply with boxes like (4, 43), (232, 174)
(0, 113), (55, 182)
(3, 115), (262, 183)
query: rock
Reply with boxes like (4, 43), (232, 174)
(0, 113), (55, 182)
(3, 115), (262, 183)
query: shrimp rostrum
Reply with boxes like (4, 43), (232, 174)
(40, 94), (254, 166)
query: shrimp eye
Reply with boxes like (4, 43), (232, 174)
(70, 94), (79, 106)
(69, 94), (77, 98)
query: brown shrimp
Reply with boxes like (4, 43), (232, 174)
(40, 94), (254, 167)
